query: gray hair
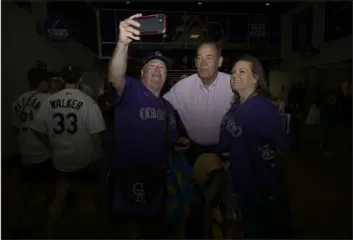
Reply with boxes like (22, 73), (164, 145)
(196, 41), (222, 57)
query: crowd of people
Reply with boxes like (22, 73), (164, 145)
(285, 80), (352, 154)
(4, 13), (303, 239)
(6, 64), (106, 237)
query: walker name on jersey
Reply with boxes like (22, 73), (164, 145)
(14, 97), (41, 114)
(50, 98), (83, 111)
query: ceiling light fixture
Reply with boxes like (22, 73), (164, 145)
(190, 34), (200, 39)
(198, 2), (202, 5)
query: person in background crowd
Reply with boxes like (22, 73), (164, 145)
(272, 97), (286, 114)
(169, 74), (188, 88)
(320, 89), (339, 155)
(5, 68), (52, 232)
(30, 65), (106, 237)
(342, 82), (352, 125)
(107, 13), (190, 238)
(287, 82), (307, 150)
(164, 41), (233, 237)
(48, 72), (64, 94)
(169, 79), (178, 88)
(218, 55), (291, 238)
(180, 74), (188, 80)
(335, 85), (345, 121)
(98, 90), (113, 122)
(279, 85), (287, 103)
(48, 71), (94, 98)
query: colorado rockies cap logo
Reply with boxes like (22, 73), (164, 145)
(68, 66), (72, 70)
(155, 51), (162, 56)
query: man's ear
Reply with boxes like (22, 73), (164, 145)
(218, 56), (223, 68)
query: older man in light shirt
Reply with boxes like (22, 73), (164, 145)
(164, 42), (233, 165)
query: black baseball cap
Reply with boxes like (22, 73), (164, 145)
(61, 65), (82, 83)
(143, 51), (172, 69)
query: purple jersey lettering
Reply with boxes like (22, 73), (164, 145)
(110, 76), (179, 168)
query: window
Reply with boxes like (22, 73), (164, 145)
(291, 7), (313, 52)
(325, 3), (352, 42)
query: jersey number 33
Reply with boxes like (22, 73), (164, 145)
(52, 112), (78, 134)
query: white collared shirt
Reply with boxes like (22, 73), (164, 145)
(164, 72), (233, 145)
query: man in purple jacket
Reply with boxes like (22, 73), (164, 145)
(107, 13), (190, 238)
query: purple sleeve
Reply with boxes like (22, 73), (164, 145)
(108, 76), (138, 106)
(165, 101), (180, 143)
(252, 101), (289, 152)
(217, 117), (232, 154)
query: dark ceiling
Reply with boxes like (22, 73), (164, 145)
(47, 2), (303, 54)
(92, 2), (302, 14)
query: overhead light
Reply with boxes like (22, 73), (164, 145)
(198, 2), (202, 5)
(265, 3), (270, 6)
(126, 1), (130, 4)
(190, 34), (200, 39)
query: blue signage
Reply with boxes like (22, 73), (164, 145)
(43, 15), (72, 41)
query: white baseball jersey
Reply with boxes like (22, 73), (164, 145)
(31, 89), (106, 172)
(12, 90), (51, 164)
(80, 84), (93, 98)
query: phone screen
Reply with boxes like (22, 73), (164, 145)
(135, 15), (166, 35)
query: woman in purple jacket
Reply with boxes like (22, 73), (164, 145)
(218, 55), (292, 238)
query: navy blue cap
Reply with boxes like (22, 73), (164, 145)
(143, 51), (172, 69)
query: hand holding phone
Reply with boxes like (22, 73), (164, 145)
(118, 13), (142, 45)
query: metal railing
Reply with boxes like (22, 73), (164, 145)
(96, 9), (270, 48)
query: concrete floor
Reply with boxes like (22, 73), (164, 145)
(285, 126), (352, 239)
(2, 125), (352, 239)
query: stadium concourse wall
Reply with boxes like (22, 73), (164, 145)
(2, 2), (101, 160)
(280, 3), (352, 86)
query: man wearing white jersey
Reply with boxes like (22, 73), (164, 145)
(12, 68), (51, 167)
(30, 65), (106, 236)
(47, 72), (94, 98)
(5, 68), (52, 231)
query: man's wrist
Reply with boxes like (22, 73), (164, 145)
(117, 41), (129, 49)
